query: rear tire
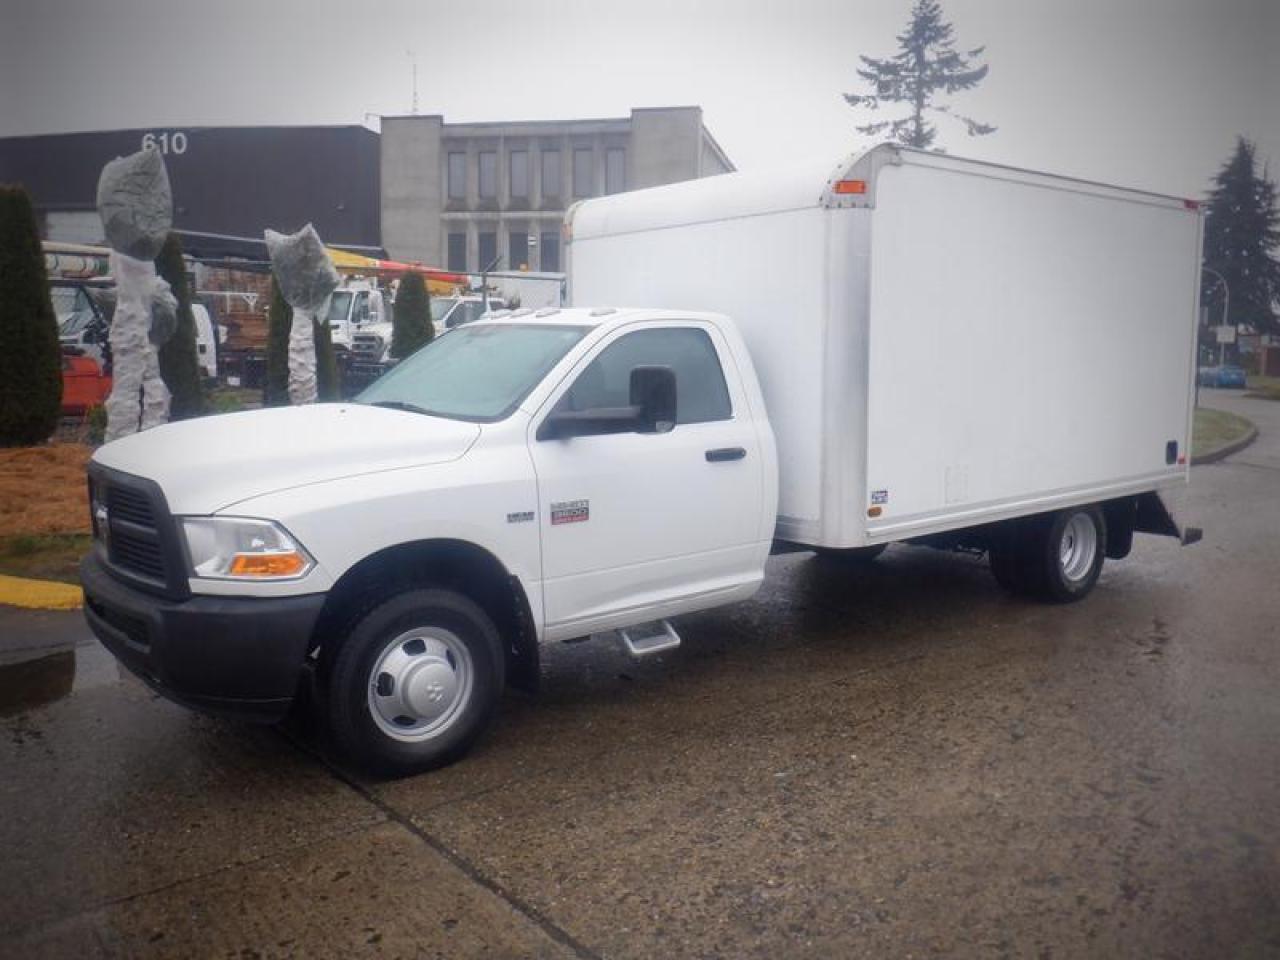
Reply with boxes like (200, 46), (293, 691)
(1033, 506), (1106, 602)
(990, 508), (1106, 602)
(328, 588), (504, 776)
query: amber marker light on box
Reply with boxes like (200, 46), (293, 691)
(834, 180), (868, 195)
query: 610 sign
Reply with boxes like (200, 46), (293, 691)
(140, 131), (188, 156)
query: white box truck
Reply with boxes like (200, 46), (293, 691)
(80, 145), (1201, 775)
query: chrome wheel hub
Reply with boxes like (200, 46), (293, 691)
(368, 627), (473, 742)
(1059, 513), (1098, 583)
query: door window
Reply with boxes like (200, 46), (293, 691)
(558, 327), (732, 425)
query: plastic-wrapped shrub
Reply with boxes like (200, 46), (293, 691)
(148, 275), (178, 346)
(96, 148), (172, 261)
(264, 224), (340, 404)
(264, 225), (340, 312)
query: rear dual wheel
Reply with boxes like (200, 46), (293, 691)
(989, 506), (1106, 602)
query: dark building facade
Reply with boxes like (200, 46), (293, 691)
(0, 125), (381, 257)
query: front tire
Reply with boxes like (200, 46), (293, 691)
(328, 588), (504, 776)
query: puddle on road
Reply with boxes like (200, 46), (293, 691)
(0, 643), (119, 717)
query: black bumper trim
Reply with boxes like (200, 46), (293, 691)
(81, 554), (326, 722)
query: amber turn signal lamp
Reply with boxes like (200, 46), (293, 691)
(229, 552), (308, 577)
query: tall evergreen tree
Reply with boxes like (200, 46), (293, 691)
(155, 233), (206, 419)
(264, 276), (291, 406)
(1203, 137), (1280, 336)
(391, 272), (433, 359)
(0, 184), (62, 445)
(844, 0), (994, 150)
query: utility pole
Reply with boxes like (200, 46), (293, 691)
(1203, 265), (1231, 366)
(406, 50), (419, 115)
(480, 254), (502, 313)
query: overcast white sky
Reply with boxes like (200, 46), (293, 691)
(2, 0), (1276, 199)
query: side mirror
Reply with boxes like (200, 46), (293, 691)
(630, 365), (676, 433)
(537, 365), (677, 441)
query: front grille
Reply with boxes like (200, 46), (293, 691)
(352, 334), (383, 359)
(110, 526), (166, 579)
(106, 485), (154, 526)
(89, 464), (186, 599)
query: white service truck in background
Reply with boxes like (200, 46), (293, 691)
(81, 145), (1202, 775)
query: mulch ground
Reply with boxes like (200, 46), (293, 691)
(0, 444), (92, 537)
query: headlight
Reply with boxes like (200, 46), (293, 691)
(180, 517), (314, 580)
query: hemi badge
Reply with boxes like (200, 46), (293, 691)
(507, 511), (534, 524)
(550, 499), (589, 525)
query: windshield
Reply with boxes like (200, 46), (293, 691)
(326, 291), (354, 327)
(60, 310), (93, 336)
(430, 297), (457, 323)
(356, 323), (588, 422)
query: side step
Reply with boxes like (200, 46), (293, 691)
(619, 620), (682, 658)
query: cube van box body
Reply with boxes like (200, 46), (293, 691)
(82, 144), (1202, 774)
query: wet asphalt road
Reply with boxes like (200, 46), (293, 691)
(1, 391), (1277, 959)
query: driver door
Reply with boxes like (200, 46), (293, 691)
(530, 321), (764, 640)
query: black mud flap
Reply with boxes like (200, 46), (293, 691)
(1134, 490), (1202, 546)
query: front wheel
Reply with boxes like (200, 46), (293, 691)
(328, 588), (504, 776)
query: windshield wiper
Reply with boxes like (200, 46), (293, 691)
(368, 400), (433, 416)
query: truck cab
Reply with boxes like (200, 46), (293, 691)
(429, 295), (507, 338)
(328, 280), (390, 354)
(81, 308), (777, 774)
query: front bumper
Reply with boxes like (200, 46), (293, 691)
(81, 553), (326, 721)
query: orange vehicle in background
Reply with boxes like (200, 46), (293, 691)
(61, 354), (112, 416)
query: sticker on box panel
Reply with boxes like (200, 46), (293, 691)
(870, 489), (889, 505)
(550, 499), (590, 525)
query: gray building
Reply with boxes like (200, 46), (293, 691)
(0, 125), (382, 258)
(380, 106), (734, 273)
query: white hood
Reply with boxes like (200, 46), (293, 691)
(93, 404), (480, 514)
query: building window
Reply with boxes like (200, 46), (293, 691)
(509, 231), (529, 271)
(541, 150), (561, 198)
(540, 231), (560, 273)
(573, 148), (594, 197)
(605, 149), (625, 195)
(510, 150), (529, 199)
(478, 231), (497, 270)
(447, 233), (466, 272)
(447, 153), (466, 200)
(478, 151), (497, 199)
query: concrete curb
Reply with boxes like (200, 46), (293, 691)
(1191, 425), (1259, 466)
(0, 574), (83, 611)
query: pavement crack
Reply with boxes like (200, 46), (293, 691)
(289, 735), (604, 960)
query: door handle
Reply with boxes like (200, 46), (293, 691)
(705, 447), (746, 462)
